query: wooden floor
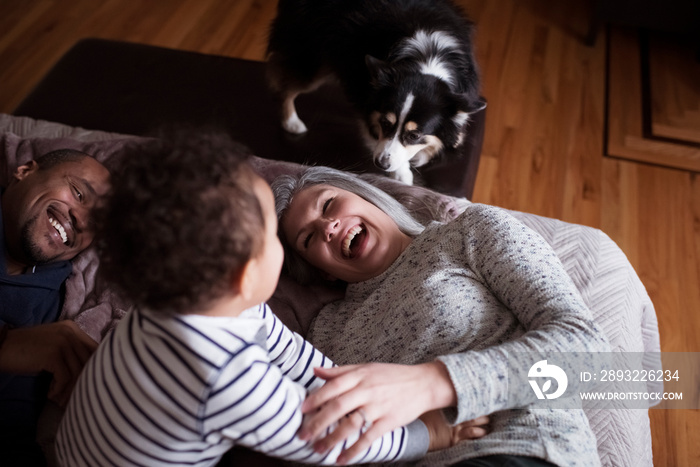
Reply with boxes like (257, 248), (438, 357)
(0, 0), (698, 465)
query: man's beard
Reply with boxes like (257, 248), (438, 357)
(20, 214), (57, 265)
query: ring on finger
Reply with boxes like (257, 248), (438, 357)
(356, 408), (372, 431)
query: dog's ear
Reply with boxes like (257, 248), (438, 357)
(365, 55), (391, 87)
(453, 94), (487, 114)
(452, 93), (486, 115)
(465, 96), (487, 113)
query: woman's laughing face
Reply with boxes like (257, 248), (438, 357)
(281, 184), (411, 283)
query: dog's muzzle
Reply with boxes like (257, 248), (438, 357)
(375, 153), (392, 170)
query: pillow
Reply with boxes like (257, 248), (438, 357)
(1, 115), (145, 341)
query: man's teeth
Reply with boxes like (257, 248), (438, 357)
(342, 225), (363, 257)
(49, 217), (68, 244)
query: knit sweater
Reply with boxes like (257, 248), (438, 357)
(308, 204), (610, 467)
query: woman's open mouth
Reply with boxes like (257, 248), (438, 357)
(342, 225), (366, 258)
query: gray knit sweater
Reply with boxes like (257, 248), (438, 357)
(307, 204), (610, 467)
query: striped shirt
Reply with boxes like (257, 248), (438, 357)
(56, 303), (428, 466)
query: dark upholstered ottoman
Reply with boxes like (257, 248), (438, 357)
(14, 38), (485, 198)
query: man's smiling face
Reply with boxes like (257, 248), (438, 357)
(3, 157), (110, 268)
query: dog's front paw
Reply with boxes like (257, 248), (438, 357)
(389, 164), (414, 185)
(282, 113), (308, 134)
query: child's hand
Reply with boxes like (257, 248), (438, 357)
(420, 410), (491, 451)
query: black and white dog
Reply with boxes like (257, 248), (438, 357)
(266, 0), (485, 185)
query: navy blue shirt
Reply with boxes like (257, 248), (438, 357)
(0, 188), (73, 436)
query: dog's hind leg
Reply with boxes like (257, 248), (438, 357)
(280, 90), (308, 134)
(278, 74), (332, 134)
(266, 52), (330, 135)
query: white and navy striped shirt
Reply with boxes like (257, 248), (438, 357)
(56, 303), (428, 466)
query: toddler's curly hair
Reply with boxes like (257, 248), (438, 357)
(97, 130), (264, 314)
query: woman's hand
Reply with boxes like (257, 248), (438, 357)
(299, 361), (458, 463)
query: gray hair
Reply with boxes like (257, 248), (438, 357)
(272, 166), (425, 284)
